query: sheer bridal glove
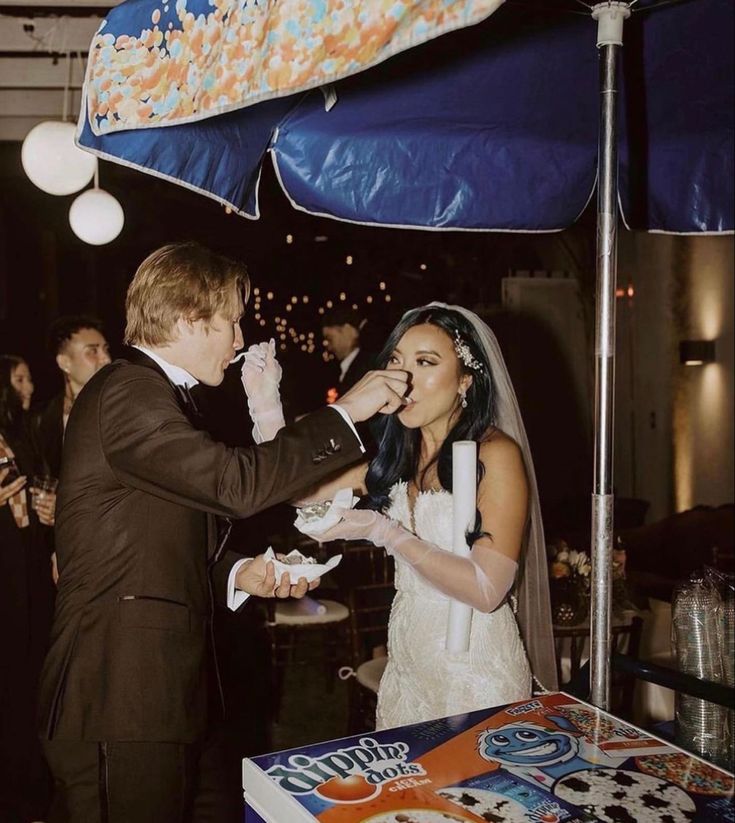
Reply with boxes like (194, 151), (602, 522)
(240, 339), (285, 443)
(319, 508), (517, 613)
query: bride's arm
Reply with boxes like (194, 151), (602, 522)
(316, 434), (529, 612)
(239, 345), (369, 501)
(293, 460), (369, 505)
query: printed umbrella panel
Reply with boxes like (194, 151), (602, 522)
(78, 0), (734, 233)
(85, 0), (503, 135)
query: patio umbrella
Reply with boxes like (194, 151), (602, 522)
(76, 0), (734, 708)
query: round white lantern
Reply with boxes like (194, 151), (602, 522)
(69, 188), (125, 245)
(21, 121), (97, 196)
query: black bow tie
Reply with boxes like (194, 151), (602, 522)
(175, 384), (202, 420)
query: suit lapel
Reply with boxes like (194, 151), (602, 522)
(121, 348), (230, 563)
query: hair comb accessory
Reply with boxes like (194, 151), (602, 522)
(453, 330), (483, 371)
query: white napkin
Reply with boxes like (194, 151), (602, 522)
(294, 487), (358, 536)
(263, 547), (341, 585)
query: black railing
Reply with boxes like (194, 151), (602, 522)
(566, 655), (735, 710)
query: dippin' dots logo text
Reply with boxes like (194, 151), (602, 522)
(266, 737), (426, 803)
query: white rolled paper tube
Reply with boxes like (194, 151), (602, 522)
(445, 440), (477, 653)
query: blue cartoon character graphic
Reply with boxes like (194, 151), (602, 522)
(477, 711), (648, 791)
(479, 716), (587, 787)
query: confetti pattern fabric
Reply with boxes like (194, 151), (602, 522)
(85, 0), (503, 134)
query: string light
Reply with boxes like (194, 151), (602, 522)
(286, 234), (293, 244)
(267, 291), (274, 300)
(286, 304), (292, 312)
(339, 292), (346, 301)
(302, 295), (309, 304)
(385, 294), (391, 302)
(291, 296), (298, 304)
(366, 295), (373, 304)
(253, 288), (260, 296)
(420, 263), (427, 271)
(318, 307), (325, 315)
(379, 281), (386, 290)
(326, 300), (333, 308)
(346, 255), (353, 265)
(259, 319), (266, 326)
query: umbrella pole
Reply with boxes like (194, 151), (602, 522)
(590, 2), (630, 711)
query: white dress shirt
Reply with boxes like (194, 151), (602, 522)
(338, 347), (360, 383)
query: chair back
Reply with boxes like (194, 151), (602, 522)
(333, 541), (395, 591)
(346, 581), (395, 670)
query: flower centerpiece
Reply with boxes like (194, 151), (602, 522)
(548, 540), (592, 626)
(547, 539), (631, 625)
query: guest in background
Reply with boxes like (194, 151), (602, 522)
(321, 306), (375, 395)
(0, 354), (56, 823)
(35, 315), (111, 477)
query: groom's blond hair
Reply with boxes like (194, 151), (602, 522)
(125, 242), (249, 347)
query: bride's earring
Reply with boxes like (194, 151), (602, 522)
(459, 389), (468, 409)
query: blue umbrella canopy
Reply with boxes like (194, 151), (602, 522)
(78, 0), (734, 233)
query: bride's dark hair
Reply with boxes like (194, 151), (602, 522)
(363, 306), (497, 540)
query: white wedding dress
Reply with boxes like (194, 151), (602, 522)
(375, 481), (532, 730)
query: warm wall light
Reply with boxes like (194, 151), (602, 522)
(679, 340), (716, 366)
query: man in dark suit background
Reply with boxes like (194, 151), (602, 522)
(38, 242), (409, 822)
(321, 306), (376, 395)
(36, 315), (112, 478)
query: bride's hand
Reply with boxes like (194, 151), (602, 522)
(240, 339), (286, 443)
(240, 339), (282, 401)
(317, 507), (403, 547)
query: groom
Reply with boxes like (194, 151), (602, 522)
(38, 242), (409, 823)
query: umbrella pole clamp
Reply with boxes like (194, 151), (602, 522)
(592, 3), (631, 48)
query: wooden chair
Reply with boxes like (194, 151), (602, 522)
(332, 539), (395, 594)
(344, 581), (394, 733)
(333, 542), (395, 733)
(554, 616), (644, 717)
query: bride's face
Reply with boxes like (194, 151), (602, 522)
(387, 323), (472, 431)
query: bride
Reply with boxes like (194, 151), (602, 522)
(243, 303), (557, 728)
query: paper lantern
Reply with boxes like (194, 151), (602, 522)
(69, 188), (124, 245)
(21, 121), (97, 196)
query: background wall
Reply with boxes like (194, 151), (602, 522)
(616, 232), (734, 519)
(672, 235), (734, 510)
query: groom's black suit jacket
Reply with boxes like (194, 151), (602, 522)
(38, 348), (361, 743)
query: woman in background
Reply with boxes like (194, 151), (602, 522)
(0, 354), (56, 822)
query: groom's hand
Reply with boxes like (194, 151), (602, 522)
(236, 554), (319, 599)
(337, 370), (410, 422)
